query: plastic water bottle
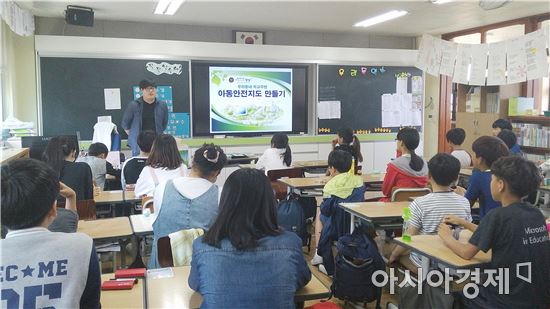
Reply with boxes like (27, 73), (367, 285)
(402, 207), (411, 242)
(143, 208), (151, 217)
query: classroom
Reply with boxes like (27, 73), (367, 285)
(1, 1), (550, 308)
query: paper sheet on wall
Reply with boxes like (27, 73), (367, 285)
(486, 42), (507, 86)
(396, 77), (408, 95)
(506, 37), (527, 84)
(469, 44), (488, 86)
(381, 94), (393, 111)
(426, 38), (442, 76)
(439, 40), (457, 77)
(317, 101), (341, 119)
(104, 88), (121, 110)
(453, 44), (471, 84)
(416, 34), (433, 71)
(524, 29), (549, 80)
(402, 94), (413, 126)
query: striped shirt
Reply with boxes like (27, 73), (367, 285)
(408, 191), (472, 268)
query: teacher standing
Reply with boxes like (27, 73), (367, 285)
(122, 79), (168, 156)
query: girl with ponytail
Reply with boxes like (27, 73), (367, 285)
(380, 127), (428, 202)
(42, 136), (94, 200)
(331, 127), (363, 174)
(256, 133), (292, 172)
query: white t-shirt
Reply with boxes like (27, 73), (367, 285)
(153, 176), (220, 214)
(134, 164), (187, 197)
(451, 150), (472, 168)
(255, 148), (289, 172)
(408, 191), (472, 267)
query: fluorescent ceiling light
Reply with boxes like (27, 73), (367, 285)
(154, 0), (171, 15)
(154, 0), (184, 15)
(354, 10), (408, 28)
(165, 0), (185, 15)
(432, 0), (453, 4)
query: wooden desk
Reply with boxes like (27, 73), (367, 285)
(293, 160), (328, 169)
(393, 234), (491, 281)
(100, 273), (144, 308)
(539, 185), (550, 194)
(238, 163), (256, 169)
(279, 173), (386, 190)
(0, 148), (29, 165)
(129, 213), (157, 236)
(339, 201), (410, 233)
(146, 266), (330, 308)
(95, 190), (139, 204)
(227, 155), (258, 165)
(77, 217), (133, 241)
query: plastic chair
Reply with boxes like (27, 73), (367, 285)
(390, 187), (432, 202)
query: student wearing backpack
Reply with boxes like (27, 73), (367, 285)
(189, 168), (311, 309)
(313, 150), (365, 276)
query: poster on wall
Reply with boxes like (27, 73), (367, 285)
(208, 67), (293, 134)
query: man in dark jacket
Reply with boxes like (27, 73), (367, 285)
(122, 79), (168, 156)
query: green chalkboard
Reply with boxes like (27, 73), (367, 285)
(317, 65), (423, 135)
(40, 57), (190, 140)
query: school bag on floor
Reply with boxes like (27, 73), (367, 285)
(277, 194), (311, 249)
(331, 223), (385, 309)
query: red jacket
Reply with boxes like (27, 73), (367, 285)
(380, 163), (429, 202)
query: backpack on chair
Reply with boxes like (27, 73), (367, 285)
(277, 194), (311, 250)
(331, 222), (385, 309)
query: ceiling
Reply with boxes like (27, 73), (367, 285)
(19, 0), (550, 36)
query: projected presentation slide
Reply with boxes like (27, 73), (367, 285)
(209, 67), (293, 133)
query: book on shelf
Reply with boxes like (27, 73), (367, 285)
(512, 123), (550, 149)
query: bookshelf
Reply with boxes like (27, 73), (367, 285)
(509, 115), (550, 161)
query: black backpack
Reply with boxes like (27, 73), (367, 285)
(277, 195), (310, 248)
(331, 223), (385, 309)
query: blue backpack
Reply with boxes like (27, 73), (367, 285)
(277, 195), (310, 248)
(331, 223), (385, 309)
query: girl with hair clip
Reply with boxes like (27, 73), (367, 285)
(135, 134), (187, 197)
(331, 127), (363, 174)
(255, 133), (292, 172)
(149, 143), (227, 269)
(188, 168), (311, 308)
(380, 127), (428, 202)
(42, 136), (94, 201)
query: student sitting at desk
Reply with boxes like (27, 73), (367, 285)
(122, 130), (156, 187)
(381, 127), (428, 202)
(42, 136), (94, 201)
(135, 134), (187, 197)
(497, 129), (522, 156)
(330, 127), (363, 174)
(388, 153), (472, 273)
(77, 142), (121, 190)
(255, 133), (292, 172)
(313, 150), (365, 276)
(189, 168), (311, 308)
(439, 156), (550, 309)
(455, 136), (509, 219)
(446, 128), (472, 168)
(1, 159), (101, 308)
(491, 118), (513, 136)
(149, 144), (227, 269)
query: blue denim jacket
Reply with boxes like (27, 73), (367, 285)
(121, 97), (168, 156)
(189, 231), (312, 309)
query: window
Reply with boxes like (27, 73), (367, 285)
(486, 24), (525, 43)
(451, 33), (481, 44)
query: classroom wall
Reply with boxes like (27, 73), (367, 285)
(35, 17), (416, 50)
(1, 21), (37, 125)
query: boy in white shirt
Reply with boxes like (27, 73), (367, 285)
(446, 128), (471, 168)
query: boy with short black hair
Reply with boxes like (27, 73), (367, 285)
(389, 153), (472, 272)
(77, 142), (120, 190)
(497, 129), (522, 155)
(446, 128), (471, 167)
(122, 130), (157, 186)
(459, 136), (509, 219)
(491, 118), (513, 136)
(1, 158), (101, 308)
(313, 150), (365, 275)
(439, 156), (550, 309)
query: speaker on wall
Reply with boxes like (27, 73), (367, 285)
(65, 5), (94, 27)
